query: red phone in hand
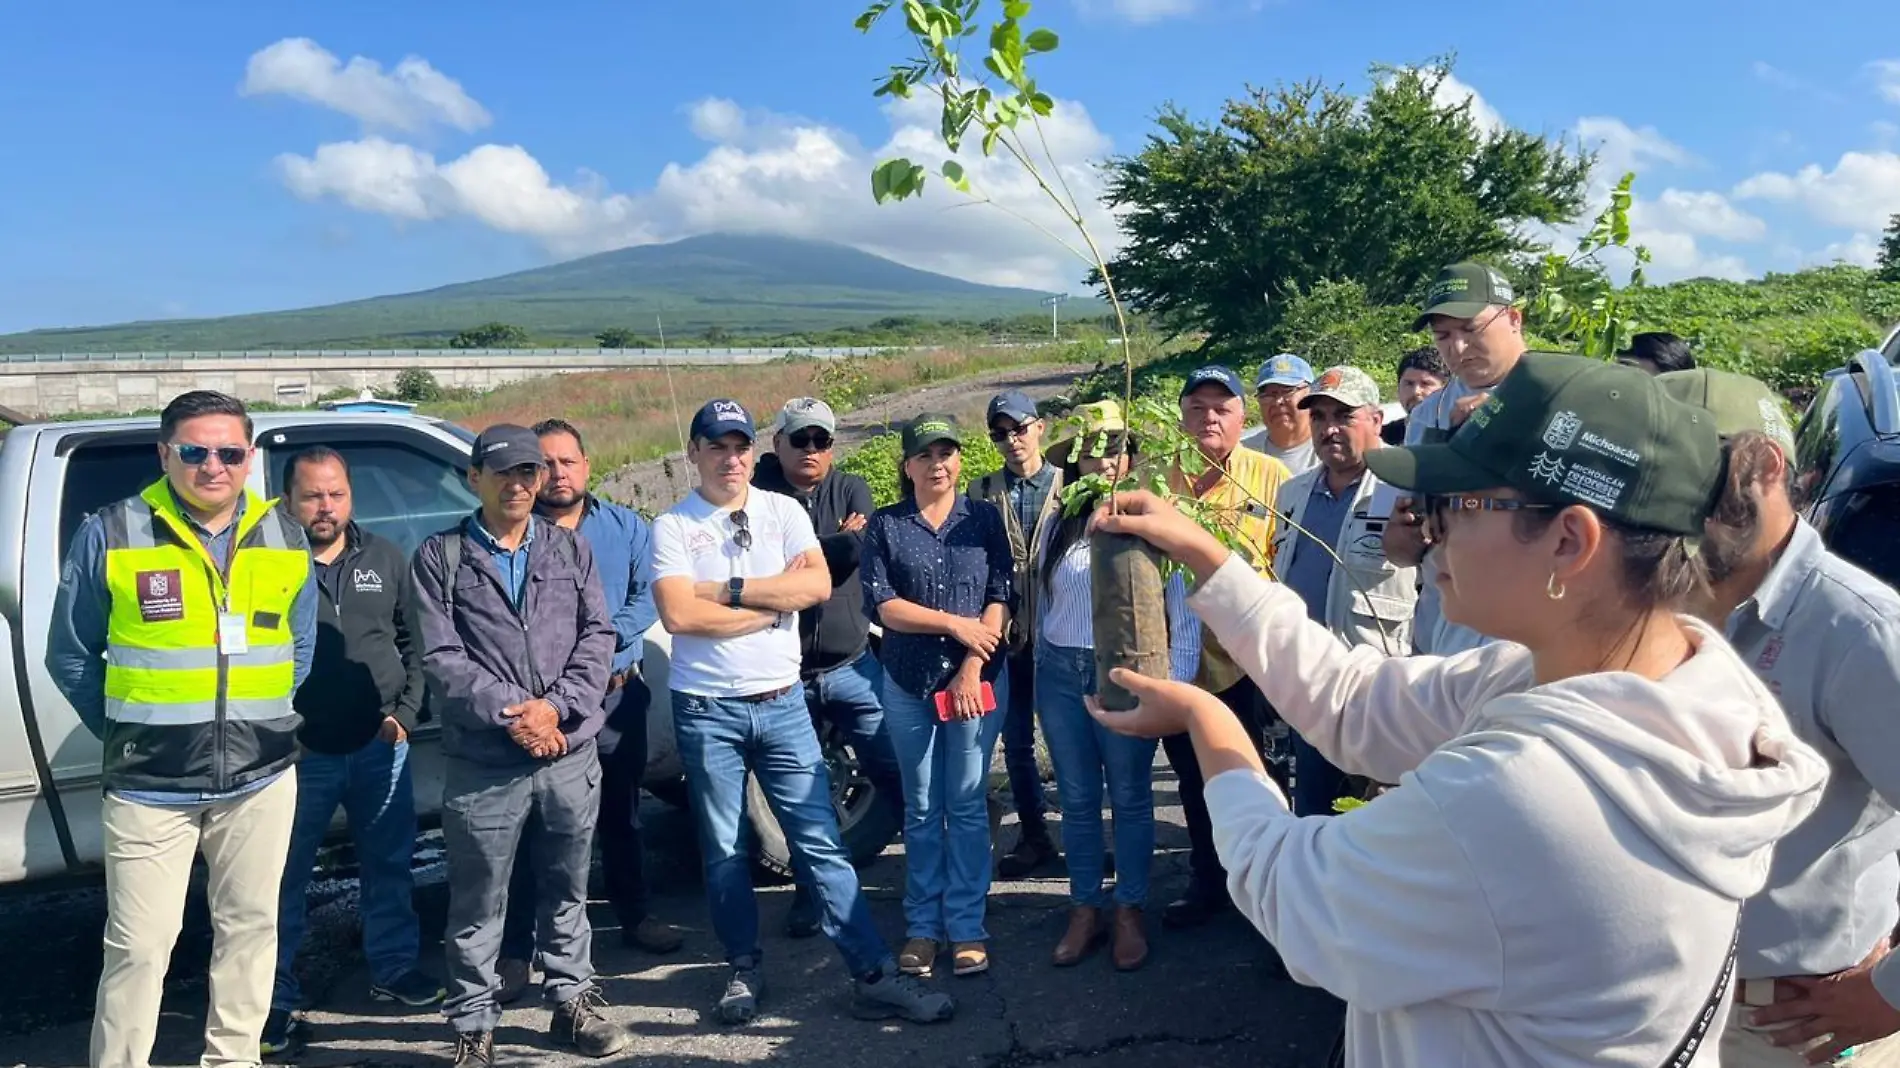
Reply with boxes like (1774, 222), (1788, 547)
(933, 681), (998, 721)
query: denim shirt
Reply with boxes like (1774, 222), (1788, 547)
(45, 488), (317, 806)
(464, 512), (536, 610)
(568, 496), (657, 677)
(861, 495), (1014, 698)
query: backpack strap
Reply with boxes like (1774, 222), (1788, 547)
(439, 530), (463, 611)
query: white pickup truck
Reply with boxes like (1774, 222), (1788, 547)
(0, 410), (896, 886)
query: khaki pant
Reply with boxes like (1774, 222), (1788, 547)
(91, 771), (298, 1068)
(1723, 1005), (1900, 1066)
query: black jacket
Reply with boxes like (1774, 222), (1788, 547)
(754, 454), (874, 676)
(295, 524), (425, 755)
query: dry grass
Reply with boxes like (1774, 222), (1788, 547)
(426, 345), (1057, 475)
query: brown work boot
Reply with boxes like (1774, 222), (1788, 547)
(1051, 906), (1105, 967)
(898, 937), (939, 976)
(1112, 906), (1149, 972)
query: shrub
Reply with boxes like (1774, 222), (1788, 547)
(838, 428), (1005, 508)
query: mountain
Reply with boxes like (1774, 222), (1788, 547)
(0, 234), (1085, 353)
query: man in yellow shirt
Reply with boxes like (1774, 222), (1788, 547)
(1164, 365), (1291, 928)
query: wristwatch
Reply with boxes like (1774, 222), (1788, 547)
(727, 576), (745, 607)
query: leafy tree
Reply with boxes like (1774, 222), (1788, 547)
(703, 325), (732, 345)
(1099, 61), (1592, 354)
(393, 368), (442, 403)
(595, 328), (649, 349)
(1879, 213), (1900, 284)
(449, 321), (531, 349)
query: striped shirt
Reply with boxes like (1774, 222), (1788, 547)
(1038, 536), (1202, 682)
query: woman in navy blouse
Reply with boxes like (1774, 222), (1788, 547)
(860, 413), (1014, 980)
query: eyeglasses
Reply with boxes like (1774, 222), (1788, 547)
(1423, 494), (1557, 541)
(171, 444), (249, 467)
(729, 508), (753, 551)
(989, 422), (1035, 443)
(788, 430), (833, 451)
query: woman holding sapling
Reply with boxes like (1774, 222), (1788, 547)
(1087, 353), (1829, 1066)
(860, 414), (1014, 980)
(1033, 401), (1199, 972)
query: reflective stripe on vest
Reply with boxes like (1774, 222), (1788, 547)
(101, 483), (308, 726)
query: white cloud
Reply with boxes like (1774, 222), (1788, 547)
(1751, 60), (1846, 105)
(1071, 0), (1198, 23)
(1807, 232), (1883, 268)
(1734, 151), (1900, 230)
(1870, 59), (1900, 105)
(1429, 72), (1506, 137)
(1574, 116), (1693, 181)
(241, 37), (490, 134)
(271, 94), (1119, 291)
(1645, 189), (1766, 242)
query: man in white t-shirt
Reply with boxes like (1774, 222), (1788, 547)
(650, 399), (955, 1030)
(1373, 261), (1529, 656)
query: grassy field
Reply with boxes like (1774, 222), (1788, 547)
(425, 344), (1094, 478)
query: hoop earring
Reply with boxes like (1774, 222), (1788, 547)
(1546, 572), (1567, 601)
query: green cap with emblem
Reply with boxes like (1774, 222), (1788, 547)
(1364, 352), (1724, 536)
(902, 413), (962, 457)
(1653, 368), (1797, 456)
(1411, 261), (1517, 331)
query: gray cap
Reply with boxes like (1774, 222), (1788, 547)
(772, 397), (837, 436)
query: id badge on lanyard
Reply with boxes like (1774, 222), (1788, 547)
(218, 612), (248, 655)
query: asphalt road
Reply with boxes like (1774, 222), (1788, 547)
(0, 769), (1344, 1068)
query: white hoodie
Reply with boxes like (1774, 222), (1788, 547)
(1189, 555), (1829, 1067)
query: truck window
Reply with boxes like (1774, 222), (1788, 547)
(269, 440), (477, 557)
(58, 441), (160, 556)
(1824, 484), (1900, 592)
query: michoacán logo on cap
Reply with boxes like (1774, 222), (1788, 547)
(913, 420), (952, 438)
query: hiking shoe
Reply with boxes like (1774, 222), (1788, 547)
(897, 937), (939, 976)
(952, 942), (989, 977)
(997, 827), (1058, 879)
(371, 969), (448, 1007)
(622, 917), (686, 955)
(260, 1008), (302, 1059)
(717, 960), (766, 1026)
(496, 957), (532, 1005)
(852, 964), (957, 1023)
(450, 1029), (494, 1067)
(550, 985), (629, 1058)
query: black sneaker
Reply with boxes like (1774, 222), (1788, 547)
(1161, 879), (1231, 929)
(997, 827), (1058, 879)
(260, 1008), (302, 1059)
(450, 1030), (494, 1067)
(370, 969), (448, 1007)
(717, 960), (766, 1026)
(550, 985), (629, 1058)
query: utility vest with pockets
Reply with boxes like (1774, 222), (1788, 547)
(99, 481), (309, 793)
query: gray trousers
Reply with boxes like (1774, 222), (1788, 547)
(440, 744), (602, 1032)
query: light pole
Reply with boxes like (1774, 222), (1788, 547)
(1042, 293), (1070, 339)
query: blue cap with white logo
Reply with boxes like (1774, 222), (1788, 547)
(1255, 353), (1315, 390)
(1180, 365), (1247, 400)
(689, 398), (756, 443)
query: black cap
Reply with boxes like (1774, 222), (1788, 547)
(1180, 365), (1246, 400)
(986, 390), (1039, 425)
(689, 398), (756, 443)
(902, 413), (962, 457)
(1364, 352), (1723, 536)
(471, 424), (546, 471)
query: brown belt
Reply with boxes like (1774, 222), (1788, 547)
(732, 684), (796, 704)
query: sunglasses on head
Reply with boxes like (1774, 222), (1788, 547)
(729, 508), (753, 551)
(1422, 494), (1557, 540)
(788, 429), (833, 451)
(171, 444), (249, 467)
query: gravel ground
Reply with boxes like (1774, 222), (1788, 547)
(596, 362), (1093, 511)
(0, 764), (1342, 1068)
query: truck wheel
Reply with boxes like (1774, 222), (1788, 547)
(745, 720), (901, 880)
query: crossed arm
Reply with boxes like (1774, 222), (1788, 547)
(654, 548), (830, 638)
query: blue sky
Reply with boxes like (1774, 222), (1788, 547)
(3, 0), (1899, 335)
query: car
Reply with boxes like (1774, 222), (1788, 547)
(0, 410), (896, 885)
(1792, 330), (1900, 592)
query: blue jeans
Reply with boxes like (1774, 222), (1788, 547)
(672, 687), (892, 978)
(1289, 733), (1349, 818)
(1034, 643), (1157, 908)
(881, 667), (1008, 943)
(274, 737), (421, 1011)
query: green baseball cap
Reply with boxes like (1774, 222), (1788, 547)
(1412, 261), (1517, 331)
(1364, 352), (1723, 536)
(1654, 368), (1797, 456)
(902, 413), (962, 457)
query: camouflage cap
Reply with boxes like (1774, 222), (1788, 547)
(1299, 366), (1381, 410)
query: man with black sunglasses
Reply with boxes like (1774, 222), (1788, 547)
(753, 397), (903, 939)
(652, 399), (952, 1028)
